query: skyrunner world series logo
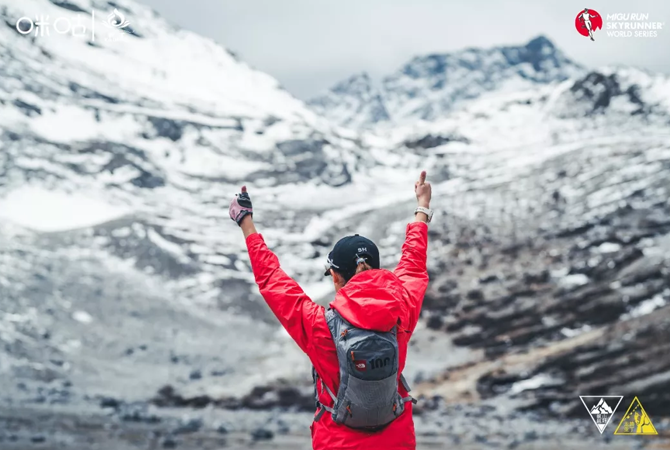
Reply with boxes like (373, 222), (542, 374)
(575, 8), (602, 41)
(574, 7), (664, 40)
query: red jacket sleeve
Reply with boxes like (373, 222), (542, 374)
(393, 222), (429, 332)
(246, 233), (324, 354)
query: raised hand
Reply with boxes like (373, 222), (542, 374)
(414, 171), (431, 208)
(229, 185), (253, 226)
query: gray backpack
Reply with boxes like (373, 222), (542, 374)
(313, 308), (416, 430)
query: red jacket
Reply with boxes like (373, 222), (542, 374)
(246, 222), (429, 450)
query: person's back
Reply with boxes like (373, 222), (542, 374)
(229, 171), (433, 449)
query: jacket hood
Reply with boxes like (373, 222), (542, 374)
(329, 269), (408, 332)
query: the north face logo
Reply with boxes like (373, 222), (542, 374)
(353, 360), (367, 371)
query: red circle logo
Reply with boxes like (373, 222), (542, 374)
(575, 8), (603, 39)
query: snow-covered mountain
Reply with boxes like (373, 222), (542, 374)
(0, 0), (444, 409)
(309, 35), (585, 128)
(2, 0), (670, 439)
(307, 72), (390, 129)
(0, 0), (365, 404)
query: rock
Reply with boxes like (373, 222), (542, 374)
(426, 314), (444, 330)
(100, 396), (121, 409)
(152, 385), (212, 409)
(13, 99), (42, 116)
(148, 117), (185, 142)
(189, 370), (202, 380)
(424, 291), (461, 311)
(523, 269), (549, 285)
(118, 403), (161, 423)
(466, 289), (484, 301)
(524, 431), (538, 441)
(250, 428), (274, 441)
(31, 435), (46, 443)
(404, 134), (468, 150)
(162, 435), (178, 448)
(216, 425), (228, 434)
(479, 274), (499, 284)
(173, 418), (203, 435)
(275, 419), (290, 434)
(239, 383), (314, 411)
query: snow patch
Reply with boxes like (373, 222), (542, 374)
(0, 187), (130, 232)
(508, 373), (560, 395)
(621, 294), (667, 320)
(596, 242), (622, 253)
(560, 324), (592, 338)
(147, 228), (185, 257)
(559, 274), (589, 289)
(72, 311), (94, 324)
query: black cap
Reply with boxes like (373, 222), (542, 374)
(324, 234), (380, 280)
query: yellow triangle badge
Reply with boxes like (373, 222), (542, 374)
(613, 397), (658, 435)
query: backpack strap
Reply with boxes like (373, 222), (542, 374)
(313, 382), (337, 422)
(315, 403), (335, 421)
(322, 379), (337, 403)
(400, 373), (412, 392)
(312, 366), (338, 423)
(400, 374), (418, 404)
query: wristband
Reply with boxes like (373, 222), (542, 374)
(415, 206), (433, 223)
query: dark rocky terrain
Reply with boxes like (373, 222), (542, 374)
(415, 136), (670, 419)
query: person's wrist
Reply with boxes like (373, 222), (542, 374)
(239, 213), (253, 228)
(417, 200), (430, 209)
(415, 212), (429, 223)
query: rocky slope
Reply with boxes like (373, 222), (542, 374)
(0, 0), (360, 414)
(392, 65), (670, 417)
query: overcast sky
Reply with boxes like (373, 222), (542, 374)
(140, 0), (670, 99)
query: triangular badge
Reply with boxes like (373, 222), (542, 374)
(579, 395), (623, 434)
(613, 397), (658, 435)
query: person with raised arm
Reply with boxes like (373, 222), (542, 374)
(229, 171), (433, 450)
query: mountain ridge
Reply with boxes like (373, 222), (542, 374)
(309, 35), (585, 128)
